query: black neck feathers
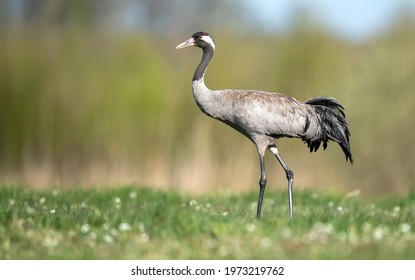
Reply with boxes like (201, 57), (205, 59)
(192, 45), (214, 82)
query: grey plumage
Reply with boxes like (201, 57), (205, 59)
(176, 32), (353, 220)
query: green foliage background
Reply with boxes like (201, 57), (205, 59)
(1, 6), (415, 196)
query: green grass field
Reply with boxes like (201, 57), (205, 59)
(1, 186), (414, 259)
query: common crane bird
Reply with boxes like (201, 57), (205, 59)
(176, 32), (353, 220)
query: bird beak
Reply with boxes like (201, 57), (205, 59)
(175, 37), (196, 49)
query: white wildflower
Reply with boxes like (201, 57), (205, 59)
(114, 197), (122, 209)
(312, 223), (334, 236)
(372, 225), (389, 241)
(372, 229), (383, 241)
(119, 222), (131, 232)
(138, 233), (149, 243)
(392, 206), (400, 218)
(103, 234), (114, 244)
(8, 199), (16, 206)
(281, 226), (293, 239)
(39, 197), (46, 204)
(245, 223), (256, 232)
(400, 223), (411, 234)
(90, 232), (97, 240)
(80, 223), (90, 233)
(110, 228), (119, 237)
(25, 206), (35, 215)
(43, 236), (59, 248)
(261, 238), (272, 248)
(129, 191), (137, 199)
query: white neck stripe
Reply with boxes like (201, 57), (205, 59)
(201, 35), (215, 51)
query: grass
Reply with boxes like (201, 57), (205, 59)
(1, 186), (415, 259)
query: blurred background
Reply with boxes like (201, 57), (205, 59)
(1, 0), (415, 196)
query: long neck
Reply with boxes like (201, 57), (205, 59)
(191, 45), (217, 117)
(192, 45), (214, 82)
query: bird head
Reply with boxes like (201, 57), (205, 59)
(175, 32), (215, 51)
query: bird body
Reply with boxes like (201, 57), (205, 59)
(177, 32), (352, 220)
(205, 89), (317, 140)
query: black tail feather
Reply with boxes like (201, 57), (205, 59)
(305, 96), (353, 164)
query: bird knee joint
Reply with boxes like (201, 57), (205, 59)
(286, 170), (294, 180)
(259, 178), (267, 188)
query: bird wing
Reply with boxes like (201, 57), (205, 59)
(213, 89), (320, 140)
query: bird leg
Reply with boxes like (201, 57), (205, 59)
(256, 154), (267, 220)
(269, 146), (294, 221)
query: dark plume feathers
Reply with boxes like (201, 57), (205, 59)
(305, 97), (353, 164)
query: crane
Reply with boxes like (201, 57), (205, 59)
(176, 32), (353, 220)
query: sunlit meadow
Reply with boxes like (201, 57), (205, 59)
(1, 186), (414, 259)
